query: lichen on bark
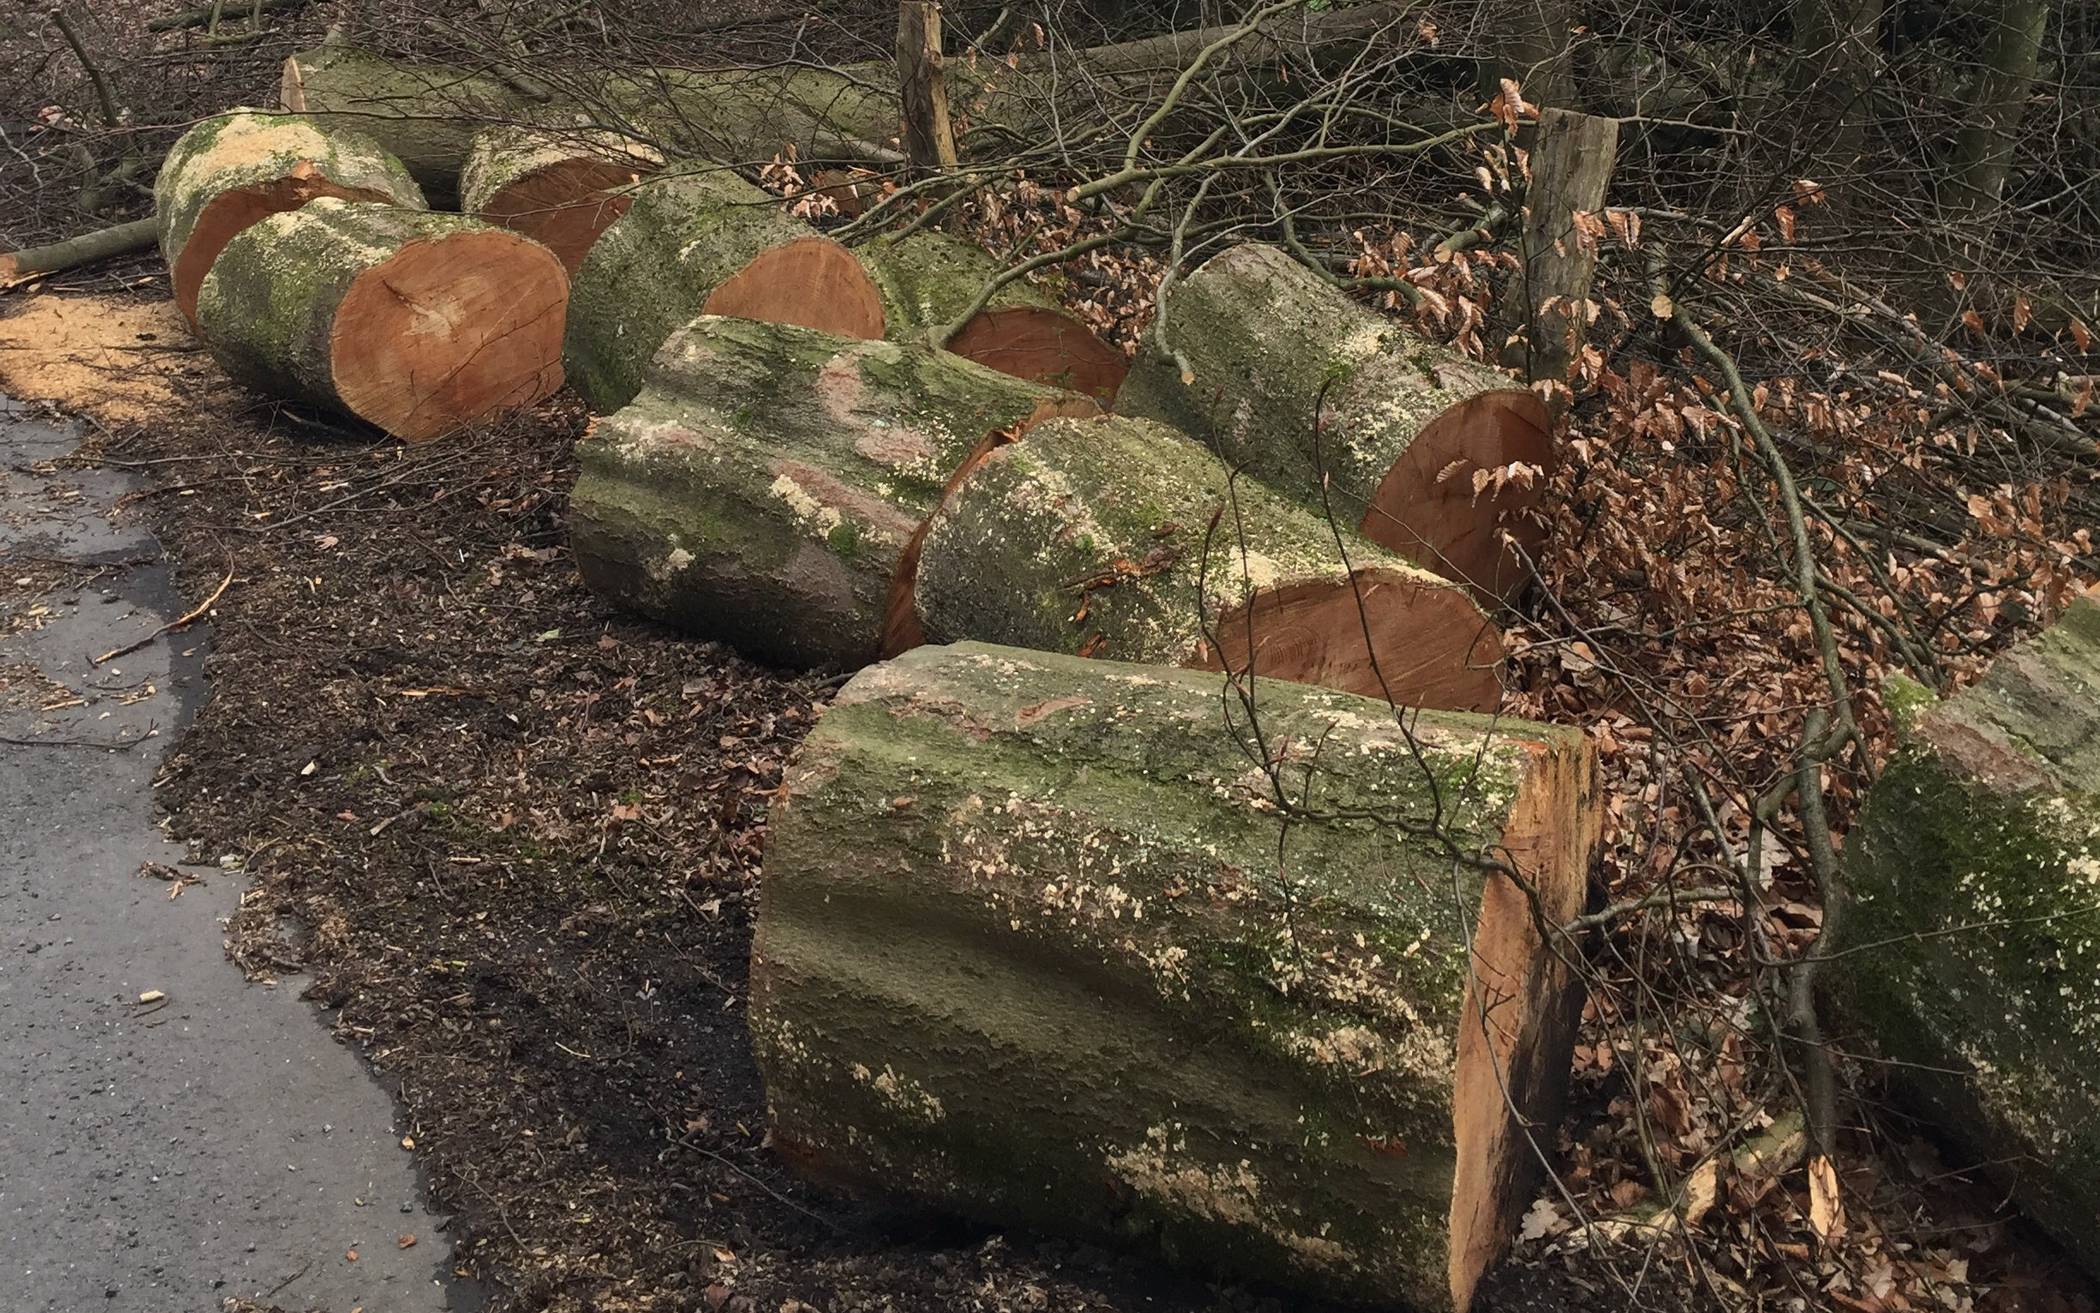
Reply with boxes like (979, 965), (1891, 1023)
(569, 317), (1088, 668)
(751, 642), (1593, 1308)
(1836, 591), (2100, 1269)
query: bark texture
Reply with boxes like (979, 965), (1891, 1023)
(562, 169), (882, 412)
(855, 232), (1128, 401)
(569, 316), (1095, 669)
(1837, 589), (2100, 1272)
(911, 414), (1505, 708)
(1117, 243), (1552, 604)
(278, 6), (1427, 190)
(196, 198), (567, 441)
(1514, 109), (1618, 401)
(154, 108), (424, 326)
(751, 641), (1598, 1311)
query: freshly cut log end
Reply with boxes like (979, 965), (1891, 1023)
(1836, 590), (2100, 1272)
(567, 316), (1096, 668)
(460, 127), (663, 274)
(750, 642), (1598, 1310)
(197, 198), (567, 442)
(946, 304), (1129, 403)
(1116, 242), (1551, 604)
(854, 232), (1129, 402)
(701, 237), (888, 339)
(907, 414), (1504, 709)
(154, 108), (425, 327)
(564, 170), (885, 412)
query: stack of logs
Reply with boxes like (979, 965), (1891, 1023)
(156, 93), (1599, 1313)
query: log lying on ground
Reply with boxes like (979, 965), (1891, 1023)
(278, 5), (1430, 192)
(855, 232), (1127, 401)
(1117, 244), (1552, 605)
(564, 169), (886, 412)
(154, 108), (424, 327)
(0, 217), (156, 282)
(197, 198), (567, 442)
(751, 641), (1598, 1311)
(569, 317), (1097, 668)
(460, 126), (662, 274)
(907, 414), (1503, 708)
(1836, 590), (2100, 1271)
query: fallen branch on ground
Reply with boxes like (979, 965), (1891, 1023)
(92, 561), (234, 665)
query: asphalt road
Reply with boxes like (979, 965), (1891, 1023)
(1, 398), (468, 1313)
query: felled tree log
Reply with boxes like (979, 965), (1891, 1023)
(459, 126), (661, 274)
(197, 198), (567, 442)
(908, 414), (1503, 708)
(278, 5), (1430, 192)
(0, 217), (156, 281)
(751, 641), (1598, 1311)
(569, 317), (1097, 668)
(855, 232), (1127, 402)
(563, 169), (886, 412)
(154, 108), (424, 327)
(1837, 590), (2100, 1271)
(1117, 243), (1552, 605)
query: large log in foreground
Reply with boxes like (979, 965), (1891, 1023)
(1837, 590), (2100, 1271)
(751, 642), (1598, 1311)
(563, 169), (885, 412)
(197, 198), (567, 441)
(460, 126), (661, 274)
(909, 414), (1504, 708)
(154, 108), (424, 327)
(1117, 244), (1552, 605)
(569, 317), (1096, 668)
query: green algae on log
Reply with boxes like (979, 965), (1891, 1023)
(1836, 588), (2100, 1271)
(1116, 243), (1552, 605)
(568, 317), (1097, 668)
(154, 108), (424, 328)
(460, 126), (662, 275)
(563, 169), (886, 412)
(854, 232), (1128, 402)
(197, 199), (568, 442)
(908, 414), (1505, 709)
(750, 642), (1598, 1310)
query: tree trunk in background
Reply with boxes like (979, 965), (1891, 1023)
(1943, 0), (2049, 227)
(1787, 0), (1884, 177)
(1479, 0), (1577, 110)
(898, 0), (958, 175)
(1513, 108), (1617, 407)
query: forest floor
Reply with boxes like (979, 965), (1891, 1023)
(0, 280), (1632, 1313)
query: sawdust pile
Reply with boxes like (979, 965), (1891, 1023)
(0, 292), (225, 426)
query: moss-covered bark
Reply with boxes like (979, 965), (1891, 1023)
(1836, 591), (2100, 1270)
(1115, 244), (1547, 598)
(282, 44), (898, 201)
(751, 641), (1594, 1309)
(854, 230), (1063, 336)
(194, 198), (523, 428)
(562, 168), (843, 412)
(569, 317), (1091, 668)
(913, 413), (1502, 705)
(153, 108), (423, 323)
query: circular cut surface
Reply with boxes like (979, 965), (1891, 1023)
(479, 158), (649, 273)
(947, 305), (1128, 403)
(701, 237), (886, 341)
(331, 229), (568, 442)
(1362, 390), (1553, 603)
(174, 174), (396, 324)
(1194, 567), (1504, 709)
